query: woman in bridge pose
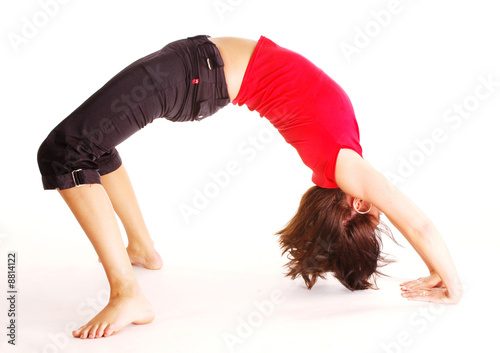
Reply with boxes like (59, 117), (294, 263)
(37, 35), (463, 339)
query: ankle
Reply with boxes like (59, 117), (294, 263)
(127, 240), (155, 254)
(108, 275), (141, 298)
(109, 284), (142, 299)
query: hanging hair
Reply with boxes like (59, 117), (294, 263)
(277, 186), (399, 291)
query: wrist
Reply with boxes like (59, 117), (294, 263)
(447, 283), (464, 302)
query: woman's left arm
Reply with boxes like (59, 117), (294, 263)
(336, 149), (463, 304)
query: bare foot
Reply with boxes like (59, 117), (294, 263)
(99, 246), (163, 270)
(126, 246), (163, 270)
(73, 292), (154, 339)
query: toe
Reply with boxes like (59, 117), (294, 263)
(72, 327), (82, 338)
(95, 323), (107, 338)
(87, 324), (99, 339)
(103, 325), (116, 337)
(79, 327), (90, 339)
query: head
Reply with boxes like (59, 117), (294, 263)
(277, 186), (398, 291)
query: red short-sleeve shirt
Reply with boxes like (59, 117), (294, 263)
(232, 36), (362, 188)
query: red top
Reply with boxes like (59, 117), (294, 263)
(232, 36), (362, 188)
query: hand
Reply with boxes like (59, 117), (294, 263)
(400, 272), (462, 304)
(400, 271), (443, 291)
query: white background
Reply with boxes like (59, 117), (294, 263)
(1, 0), (499, 352)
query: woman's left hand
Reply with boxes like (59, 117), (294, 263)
(400, 273), (462, 304)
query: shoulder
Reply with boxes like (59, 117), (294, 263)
(336, 148), (433, 242)
(335, 148), (390, 201)
(335, 148), (427, 230)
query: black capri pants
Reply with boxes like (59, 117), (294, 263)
(37, 35), (230, 190)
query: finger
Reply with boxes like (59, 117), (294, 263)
(400, 279), (421, 288)
(401, 289), (433, 302)
(400, 280), (431, 291)
(400, 280), (422, 289)
(400, 282), (439, 291)
(411, 277), (425, 285)
(400, 277), (424, 286)
(400, 277), (420, 285)
(403, 286), (444, 291)
(402, 288), (450, 304)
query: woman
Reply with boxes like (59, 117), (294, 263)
(37, 35), (463, 339)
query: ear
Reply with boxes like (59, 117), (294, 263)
(352, 197), (363, 211)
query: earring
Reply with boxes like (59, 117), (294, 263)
(354, 202), (372, 215)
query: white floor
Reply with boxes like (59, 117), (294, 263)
(1, 213), (499, 353)
(2, 0), (500, 352)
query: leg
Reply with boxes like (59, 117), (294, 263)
(37, 37), (217, 339)
(101, 165), (163, 270)
(36, 40), (199, 339)
(58, 184), (154, 339)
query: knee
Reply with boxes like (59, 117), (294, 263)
(37, 135), (104, 189)
(37, 135), (68, 175)
(37, 137), (52, 173)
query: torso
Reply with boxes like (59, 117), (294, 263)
(222, 35), (363, 189)
(208, 37), (258, 102)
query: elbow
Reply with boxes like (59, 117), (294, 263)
(417, 221), (439, 242)
(409, 219), (437, 243)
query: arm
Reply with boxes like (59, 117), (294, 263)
(336, 149), (463, 304)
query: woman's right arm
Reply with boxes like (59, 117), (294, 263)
(336, 149), (463, 304)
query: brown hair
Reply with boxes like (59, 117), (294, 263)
(277, 186), (398, 291)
